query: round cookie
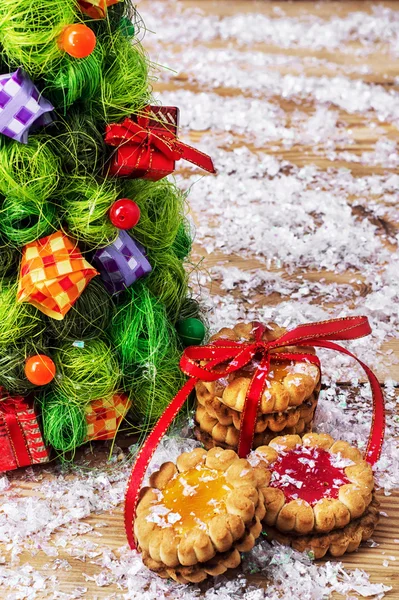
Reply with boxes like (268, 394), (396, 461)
(194, 396), (317, 451)
(196, 393), (318, 434)
(134, 447), (267, 583)
(250, 433), (374, 536)
(263, 495), (380, 559)
(196, 322), (321, 416)
(194, 425), (279, 451)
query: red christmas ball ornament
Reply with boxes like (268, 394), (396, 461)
(25, 355), (56, 386)
(60, 24), (97, 59)
(109, 198), (141, 230)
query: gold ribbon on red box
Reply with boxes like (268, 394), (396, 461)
(124, 316), (385, 550)
(105, 106), (216, 181)
(0, 390), (50, 472)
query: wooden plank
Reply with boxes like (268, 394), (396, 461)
(178, 0), (399, 18)
(1, 475), (398, 598)
(150, 42), (399, 84)
(1, 1), (398, 598)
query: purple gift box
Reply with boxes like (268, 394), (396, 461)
(0, 68), (53, 144)
(93, 230), (152, 295)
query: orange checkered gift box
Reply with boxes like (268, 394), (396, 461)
(85, 393), (132, 441)
(17, 231), (98, 320)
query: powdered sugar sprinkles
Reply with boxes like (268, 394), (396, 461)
(1, 0), (399, 597)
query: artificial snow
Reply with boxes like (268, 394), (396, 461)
(1, 0), (399, 598)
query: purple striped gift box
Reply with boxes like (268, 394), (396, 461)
(93, 230), (152, 295)
(0, 68), (53, 144)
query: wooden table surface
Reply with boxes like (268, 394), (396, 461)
(1, 1), (399, 598)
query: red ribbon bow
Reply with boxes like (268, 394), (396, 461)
(105, 113), (216, 175)
(78, 0), (120, 19)
(124, 316), (385, 550)
(0, 395), (32, 468)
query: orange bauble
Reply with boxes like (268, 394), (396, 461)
(25, 355), (56, 386)
(60, 24), (97, 59)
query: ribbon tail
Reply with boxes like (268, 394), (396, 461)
(176, 141), (216, 174)
(303, 340), (385, 465)
(124, 377), (197, 550)
(237, 352), (271, 458)
(272, 316), (371, 347)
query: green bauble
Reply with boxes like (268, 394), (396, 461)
(176, 318), (206, 347)
(120, 16), (135, 38)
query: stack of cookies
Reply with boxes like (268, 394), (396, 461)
(251, 433), (379, 558)
(132, 320), (381, 580)
(133, 447), (267, 583)
(195, 322), (321, 451)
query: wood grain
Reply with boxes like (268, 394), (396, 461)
(1, 1), (398, 598)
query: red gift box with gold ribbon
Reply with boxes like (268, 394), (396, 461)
(105, 106), (216, 181)
(0, 389), (50, 473)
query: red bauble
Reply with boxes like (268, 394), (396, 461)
(109, 198), (141, 229)
(60, 24), (97, 59)
(25, 355), (56, 386)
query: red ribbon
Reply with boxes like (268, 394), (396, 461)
(0, 396), (32, 468)
(124, 316), (385, 550)
(78, 0), (120, 19)
(105, 113), (216, 175)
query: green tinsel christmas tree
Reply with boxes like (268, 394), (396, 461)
(0, 0), (209, 459)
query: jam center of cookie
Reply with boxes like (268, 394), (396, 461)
(270, 446), (349, 504)
(268, 363), (289, 382)
(243, 360), (313, 382)
(160, 467), (233, 534)
(240, 360), (289, 381)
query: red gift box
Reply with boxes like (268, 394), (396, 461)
(105, 105), (215, 181)
(0, 390), (50, 473)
